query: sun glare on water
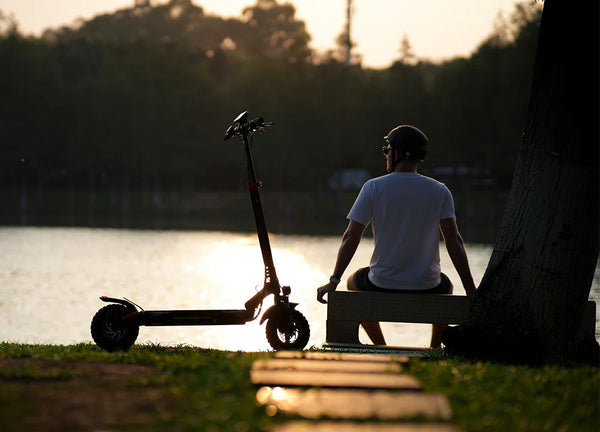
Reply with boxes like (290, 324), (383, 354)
(167, 233), (328, 351)
(0, 228), (514, 351)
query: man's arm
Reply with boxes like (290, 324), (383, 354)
(439, 218), (477, 299)
(316, 220), (366, 303)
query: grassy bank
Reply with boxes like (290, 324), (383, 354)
(1, 343), (598, 431)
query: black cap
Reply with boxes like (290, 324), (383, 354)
(384, 125), (428, 161)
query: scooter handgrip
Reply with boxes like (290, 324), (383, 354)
(224, 125), (235, 141)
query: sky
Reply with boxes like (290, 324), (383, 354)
(0, 0), (525, 68)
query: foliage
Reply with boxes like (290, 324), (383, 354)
(0, 1), (543, 198)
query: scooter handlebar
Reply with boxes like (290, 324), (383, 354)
(223, 113), (273, 141)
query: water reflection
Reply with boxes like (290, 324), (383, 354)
(0, 227), (597, 350)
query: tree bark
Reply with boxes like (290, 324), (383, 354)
(442, 0), (599, 364)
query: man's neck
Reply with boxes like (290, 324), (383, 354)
(394, 160), (419, 173)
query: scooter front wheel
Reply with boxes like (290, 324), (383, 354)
(265, 309), (310, 350)
(91, 304), (139, 352)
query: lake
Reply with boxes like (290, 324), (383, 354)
(1, 227), (598, 351)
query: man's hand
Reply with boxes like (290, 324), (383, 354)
(316, 282), (337, 304)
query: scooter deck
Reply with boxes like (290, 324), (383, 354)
(131, 309), (255, 326)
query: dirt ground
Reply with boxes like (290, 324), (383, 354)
(1, 358), (175, 431)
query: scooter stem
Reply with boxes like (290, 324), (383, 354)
(241, 130), (281, 293)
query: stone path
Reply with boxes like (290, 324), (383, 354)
(251, 350), (461, 432)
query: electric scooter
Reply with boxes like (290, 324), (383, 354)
(91, 111), (310, 352)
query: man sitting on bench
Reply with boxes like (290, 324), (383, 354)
(317, 124), (477, 348)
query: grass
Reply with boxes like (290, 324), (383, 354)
(0, 342), (272, 432)
(409, 353), (600, 432)
(0, 342), (598, 431)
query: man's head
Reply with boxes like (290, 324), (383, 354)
(383, 125), (429, 162)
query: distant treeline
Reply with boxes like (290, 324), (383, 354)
(1, 0), (542, 197)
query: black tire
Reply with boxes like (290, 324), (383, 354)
(91, 304), (139, 352)
(265, 309), (310, 351)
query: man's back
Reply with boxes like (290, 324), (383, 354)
(348, 172), (454, 289)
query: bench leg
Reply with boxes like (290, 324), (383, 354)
(326, 320), (361, 344)
(431, 324), (448, 348)
(583, 301), (596, 334)
(361, 321), (386, 345)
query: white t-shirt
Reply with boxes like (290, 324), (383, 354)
(347, 172), (455, 290)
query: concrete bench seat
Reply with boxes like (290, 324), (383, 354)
(325, 290), (597, 346)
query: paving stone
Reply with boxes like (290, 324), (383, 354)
(275, 351), (409, 364)
(250, 368), (421, 390)
(253, 358), (403, 373)
(322, 343), (430, 357)
(256, 387), (451, 420)
(271, 421), (462, 432)
(254, 352), (457, 431)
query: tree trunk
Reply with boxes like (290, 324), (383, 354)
(442, 0), (599, 364)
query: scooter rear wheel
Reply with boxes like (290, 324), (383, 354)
(91, 304), (139, 352)
(265, 309), (310, 350)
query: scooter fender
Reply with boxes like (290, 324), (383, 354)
(259, 303), (299, 326)
(99, 296), (138, 312)
(99, 296), (144, 324)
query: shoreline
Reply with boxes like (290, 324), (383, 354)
(0, 188), (507, 243)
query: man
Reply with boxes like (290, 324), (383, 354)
(316, 125), (477, 348)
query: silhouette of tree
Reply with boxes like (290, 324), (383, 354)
(443, 0), (599, 364)
(237, 0), (311, 63)
(0, 1), (545, 235)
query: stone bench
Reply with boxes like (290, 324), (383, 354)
(325, 290), (597, 346)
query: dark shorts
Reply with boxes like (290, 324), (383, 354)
(353, 267), (453, 294)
